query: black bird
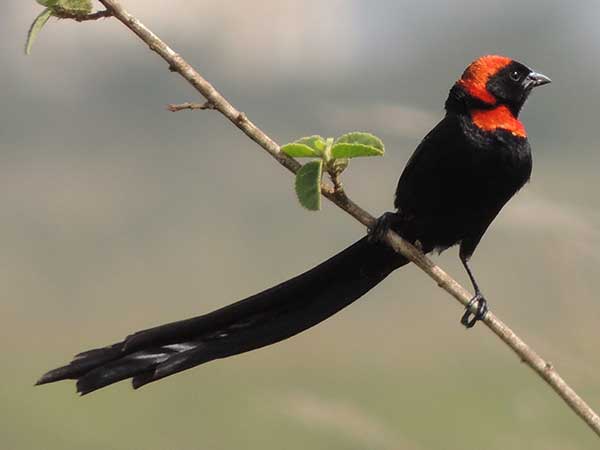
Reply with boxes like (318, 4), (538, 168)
(37, 55), (550, 395)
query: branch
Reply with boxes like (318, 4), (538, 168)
(54, 9), (112, 21)
(167, 101), (215, 112)
(93, 0), (600, 437)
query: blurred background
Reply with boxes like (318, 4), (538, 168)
(2, 1), (600, 449)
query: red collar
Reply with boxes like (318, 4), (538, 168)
(470, 106), (526, 138)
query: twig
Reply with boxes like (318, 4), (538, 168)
(54, 9), (112, 22)
(92, 0), (600, 437)
(167, 101), (215, 112)
(331, 173), (343, 192)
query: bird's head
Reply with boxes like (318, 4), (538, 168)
(451, 55), (551, 116)
(445, 55), (551, 138)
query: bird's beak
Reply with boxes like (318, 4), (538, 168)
(527, 71), (552, 88)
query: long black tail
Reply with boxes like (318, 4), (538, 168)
(37, 236), (408, 395)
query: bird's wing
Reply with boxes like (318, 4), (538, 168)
(394, 114), (465, 214)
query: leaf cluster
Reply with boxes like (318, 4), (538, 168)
(282, 132), (384, 210)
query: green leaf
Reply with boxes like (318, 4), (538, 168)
(330, 143), (384, 158)
(296, 135), (326, 153)
(37, 0), (59, 6)
(25, 8), (53, 55)
(27, 0), (94, 56)
(281, 143), (320, 158)
(56, 0), (92, 13)
(295, 160), (323, 211)
(334, 132), (384, 152)
(282, 135), (327, 158)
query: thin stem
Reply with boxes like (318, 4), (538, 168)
(54, 9), (112, 21)
(167, 101), (215, 112)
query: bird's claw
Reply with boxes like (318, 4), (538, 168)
(460, 292), (488, 329)
(368, 212), (398, 243)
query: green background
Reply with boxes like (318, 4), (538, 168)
(3, 1), (600, 449)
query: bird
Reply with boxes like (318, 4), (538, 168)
(37, 55), (550, 395)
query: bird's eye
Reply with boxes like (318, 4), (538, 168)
(509, 70), (521, 82)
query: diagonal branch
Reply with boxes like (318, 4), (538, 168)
(93, 0), (600, 437)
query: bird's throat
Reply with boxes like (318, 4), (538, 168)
(470, 105), (526, 137)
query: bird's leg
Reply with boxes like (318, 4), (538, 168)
(368, 212), (400, 243)
(459, 257), (488, 328)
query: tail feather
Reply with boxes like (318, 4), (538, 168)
(76, 341), (206, 395)
(37, 236), (407, 394)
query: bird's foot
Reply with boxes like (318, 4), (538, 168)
(368, 212), (399, 243)
(460, 292), (488, 329)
